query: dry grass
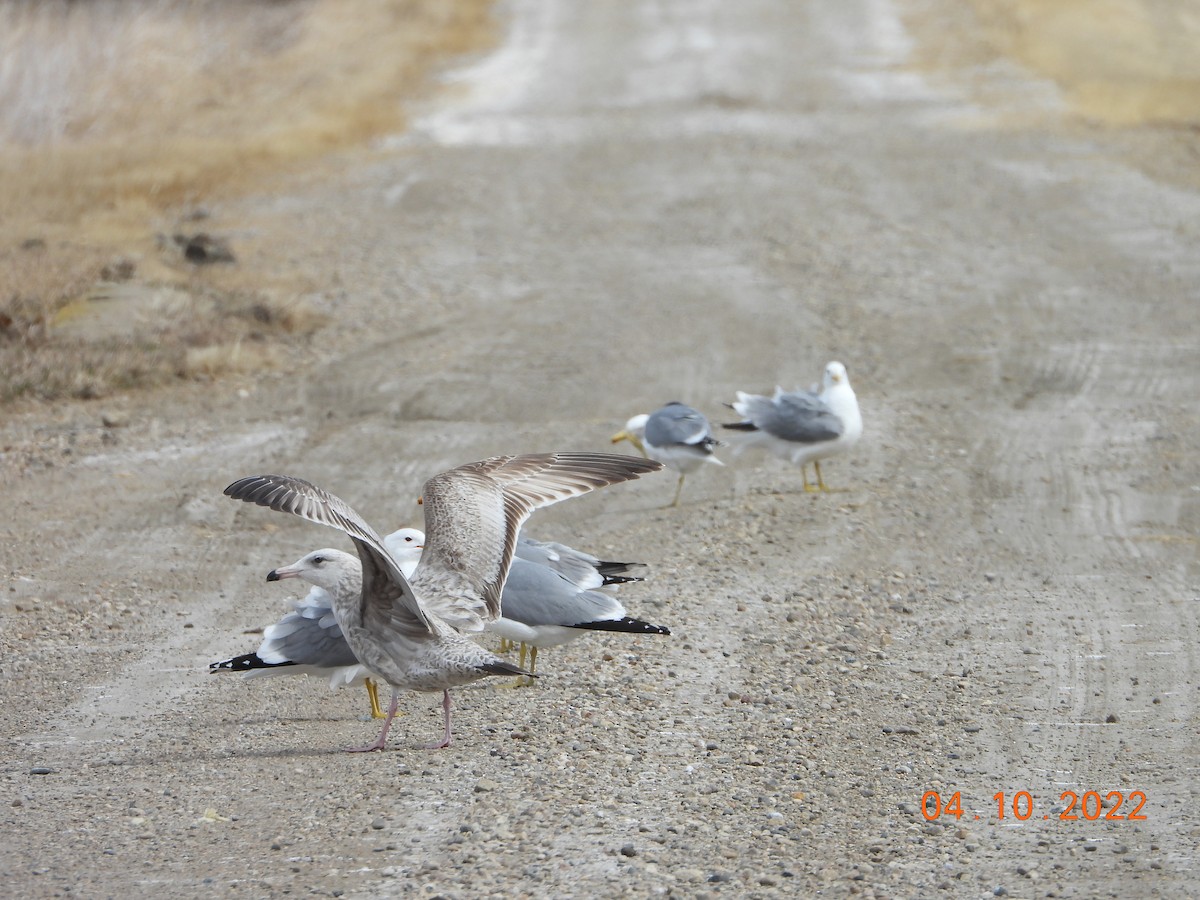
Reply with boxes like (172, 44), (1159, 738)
(903, 0), (1200, 127)
(0, 238), (327, 402)
(0, 0), (496, 226)
(964, 0), (1200, 127)
(0, 0), (496, 406)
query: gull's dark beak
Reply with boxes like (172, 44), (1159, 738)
(266, 569), (281, 582)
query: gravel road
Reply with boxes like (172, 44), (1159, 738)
(3, 0), (1197, 897)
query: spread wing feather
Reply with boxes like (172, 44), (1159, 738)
(414, 452), (661, 632)
(224, 474), (435, 638)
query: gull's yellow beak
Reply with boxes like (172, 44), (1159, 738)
(611, 430), (647, 458)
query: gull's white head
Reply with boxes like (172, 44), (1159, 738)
(824, 361), (850, 389)
(267, 548), (359, 592)
(611, 414), (649, 455)
(383, 527), (425, 578)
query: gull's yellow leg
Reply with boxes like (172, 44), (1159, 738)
(814, 460), (829, 492)
(365, 678), (402, 719)
(498, 637), (513, 654)
(521, 644), (540, 686)
(365, 678), (385, 719)
(669, 473), (685, 508)
(497, 642), (538, 689)
(611, 431), (649, 459)
(802, 463), (820, 492)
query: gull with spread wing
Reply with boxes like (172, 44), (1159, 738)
(223, 452), (661, 750)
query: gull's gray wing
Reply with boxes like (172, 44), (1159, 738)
(731, 390), (843, 444)
(414, 452), (662, 632)
(644, 402), (715, 449)
(224, 474), (435, 639)
(258, 587), (360, 668)
(770, 391), (844, 442)
(516, 535), (646, 589)
(501, 557), (625, 627)
(515, 535), (604, 589)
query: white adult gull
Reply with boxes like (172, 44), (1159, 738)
(223, 452), (662, 751)
(396, 528), (665, 683)
(209, 529), (424, 719)
(489, 551), (669, 685)
(611, 401), (723, 506)
(722, 360), (862, 492)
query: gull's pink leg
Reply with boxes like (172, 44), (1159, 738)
(422, 689), (453, 749)
(346, 687), (399, 752)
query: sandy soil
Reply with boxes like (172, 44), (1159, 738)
(2, 0), (1198, 897)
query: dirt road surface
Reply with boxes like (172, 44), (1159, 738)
(3, 1), (1197, 897)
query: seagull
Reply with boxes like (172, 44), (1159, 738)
(208, 529), (425, 720)
(399, 529), (665, 683)
(722, 361), (862, 491)
(211, 529), (648, 712)
(611, 401), (723, 506)
(488, 551), (670, 685)
(223, 452), (662, 751)
(235, 531), (666, 693)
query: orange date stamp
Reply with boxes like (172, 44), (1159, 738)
(921, 790), (1148, 822)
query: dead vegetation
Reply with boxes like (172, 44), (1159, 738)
(0, 238), (326, 403)
(0, 0), (495, 407)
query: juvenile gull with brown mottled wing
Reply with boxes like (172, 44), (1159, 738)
(223, 452), (662, 751)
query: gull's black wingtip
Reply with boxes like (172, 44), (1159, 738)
(570, 616), (670, 636)
(210, 653), (297, 673)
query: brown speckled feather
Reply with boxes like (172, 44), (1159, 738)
(415, 452), (662, 632)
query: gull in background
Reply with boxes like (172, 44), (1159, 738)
(723, 361), (862, 492)
(223, 452), (662, 750)
(612, 401), (723, 506)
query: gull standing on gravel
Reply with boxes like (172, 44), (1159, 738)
(214, 529), (660, 701)
(489, 551), (669, 685)
(722, 360), (862, 492)
(611, 401), (723, 506)
(208, 529), (425, 719)
(223, 452), (662, 751)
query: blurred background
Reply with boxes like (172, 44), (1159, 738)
(2, 0), (1196, 228)
(0, 0), (494, 229)
(0, 0), (1196, 403)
